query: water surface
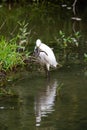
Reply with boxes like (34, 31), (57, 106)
(0, 67), (87, 130)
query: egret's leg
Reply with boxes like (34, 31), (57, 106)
(45, 64), (50, 79)
(44, 67), (50, 78)
(44, 65), (47, 76)
(47, 70), (50, 79)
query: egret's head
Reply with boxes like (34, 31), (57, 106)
(36, 39), (42, 47)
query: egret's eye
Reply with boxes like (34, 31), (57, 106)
(34, 47), (40, 57)
(34, 47), (39, 54)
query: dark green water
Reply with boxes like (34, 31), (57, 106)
(0, 67), (87, 130)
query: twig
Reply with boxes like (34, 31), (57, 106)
(0, 19), (6, 30)
(10, 24), (18, 36)
(72, 0), (78, 15)
(72, 21), (76, 33)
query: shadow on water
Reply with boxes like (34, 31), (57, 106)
(0, 67), (87, 130)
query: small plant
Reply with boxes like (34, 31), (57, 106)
(17, 21), (31, 51)
(18, 21), (29, 40)
(16, 21), (31, 65)
(55, 30), (81, 62)
(56, 30), (81, 49)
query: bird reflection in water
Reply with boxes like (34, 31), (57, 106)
(34, 79), (58, 126)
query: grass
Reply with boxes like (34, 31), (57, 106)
(0, 36), (24, 72)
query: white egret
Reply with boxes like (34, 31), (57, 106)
(34, 39), (59, 77)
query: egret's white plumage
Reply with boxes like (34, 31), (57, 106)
(34, 39), (58, 76)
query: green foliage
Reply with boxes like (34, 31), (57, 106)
(0, 20), (31, 73)
(18, 21), (30, 41)
(56, 30), (81, 49)
(55, 30), (81, 62)
(17, 21), (32, 52)
(0, 36), (24, 72)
